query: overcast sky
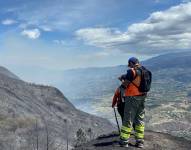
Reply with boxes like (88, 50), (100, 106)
(0, 0), (191, 83)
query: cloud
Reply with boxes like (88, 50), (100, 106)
(76, 28), (130, 48)
(1, 0), (131, 32)
(21, 29), (41, 39)
(76, 2), (191, 54)
(1, 0), (97, 31)
(2, 19), (17, 25)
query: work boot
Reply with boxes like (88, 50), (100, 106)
(119, 139), (129, 147)
(135, 139), (144, 148)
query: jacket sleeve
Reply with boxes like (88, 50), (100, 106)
(112, 88), (120, 107)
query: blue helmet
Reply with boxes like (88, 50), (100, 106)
(128, 57), (139, 65)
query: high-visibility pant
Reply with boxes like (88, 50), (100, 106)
(120, 95), (146, 141)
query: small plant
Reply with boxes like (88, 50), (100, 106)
(74, 128), (87, 147)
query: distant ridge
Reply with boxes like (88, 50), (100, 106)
(142, 51), (191, 70)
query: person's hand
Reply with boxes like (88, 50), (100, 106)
(118, 74), (126, 81)
(112, 104), (115, 108)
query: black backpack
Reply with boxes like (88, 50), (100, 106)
(136, 66), (152, 93)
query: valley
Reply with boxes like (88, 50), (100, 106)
(60, 52), (191, 140)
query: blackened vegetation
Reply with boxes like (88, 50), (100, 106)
(0, 66), (114, 149)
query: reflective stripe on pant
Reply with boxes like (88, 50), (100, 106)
(120, 125), (132, 140)
(120, 96), (146, 141)
(135, 124), (145, 139)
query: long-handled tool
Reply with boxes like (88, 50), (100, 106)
(113, 107), (120, 134)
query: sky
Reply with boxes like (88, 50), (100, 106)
(0, 0), (191, 84)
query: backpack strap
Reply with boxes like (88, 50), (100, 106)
(131, 68), (136, 78)
(121, 68), (139, 88)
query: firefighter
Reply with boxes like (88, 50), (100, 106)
(119, 57), (150, 148)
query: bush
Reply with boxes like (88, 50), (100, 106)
(74, 128), (87, 147)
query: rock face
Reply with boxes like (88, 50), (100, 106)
(74, 131), (191, 150)
(0, 67), (114, 150)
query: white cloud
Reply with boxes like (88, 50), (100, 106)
(2, 19), (17, 25)
(21, 29), (41, 39)
(76, 2), (191, 54)
(2, 0), (127, 32)
(3, 0), (98, 31)
(76, 28), (130, 48)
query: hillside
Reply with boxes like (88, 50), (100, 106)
(0, 67), (114, 150)
(60, 52), (191, 140)
(74, 131), (191, 150)
(142, 51), (191, 70)
(0, 66), (19, 80)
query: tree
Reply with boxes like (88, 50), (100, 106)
(63, 119), (69, 150)
(35, 119), (39, 150)
(87, 128), (93, 141)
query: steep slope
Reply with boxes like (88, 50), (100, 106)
(74, 131), (191, 150)
(0, 66), (19, 80)
(0, 68), (114, 150)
